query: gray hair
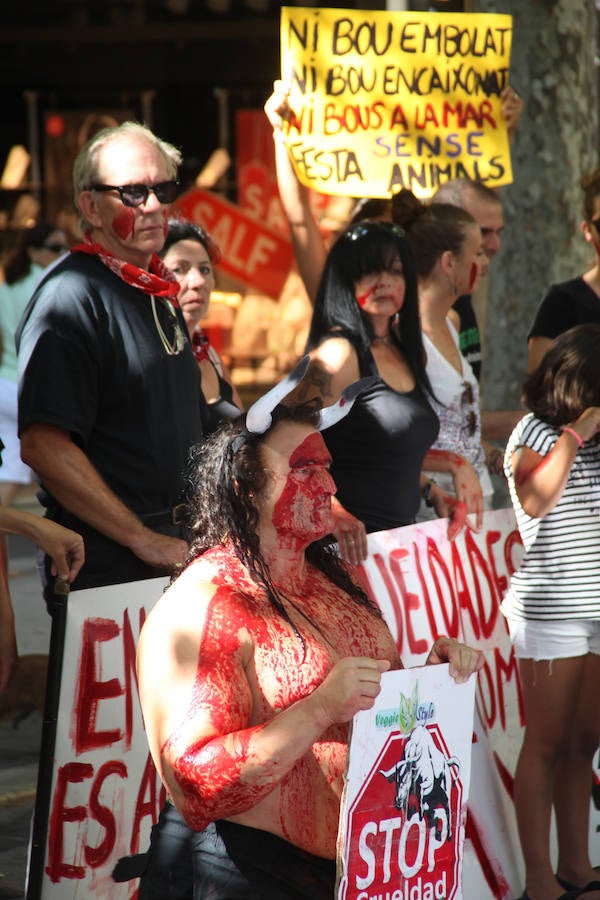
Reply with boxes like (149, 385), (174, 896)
(432, 177), (500, 209)
(72, 121), (182, 230)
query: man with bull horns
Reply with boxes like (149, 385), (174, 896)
(137, 359), (485, 899)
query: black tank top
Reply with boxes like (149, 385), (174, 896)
(322, 344), (439, 534)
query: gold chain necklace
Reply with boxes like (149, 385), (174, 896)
(150, 296), (187, 356)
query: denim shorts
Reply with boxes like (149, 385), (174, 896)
(506, 617), (600, 661)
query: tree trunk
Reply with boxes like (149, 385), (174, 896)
(473, 0), (598, 408)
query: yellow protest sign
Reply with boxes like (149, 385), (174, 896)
(280, 8), (513, 199)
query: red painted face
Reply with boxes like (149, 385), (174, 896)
(270, 431), (336, 547)
(112, 207), (136, 240)
(356, 287), (373, 308)
(468, 262), (478, 292)
(354, 260), (405, 317)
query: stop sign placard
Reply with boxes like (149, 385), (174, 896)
(337, 667), (475, 900)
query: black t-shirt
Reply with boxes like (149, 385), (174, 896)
(452, 293), (481, 382)
(17, 252), (206, 588)
(528, 276), (600, 340)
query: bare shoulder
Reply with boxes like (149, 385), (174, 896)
(140, 556), (236, 654)
(137, 554), (257, 689)
(140, 552), (258, 644)
(311, 335), (358, 371)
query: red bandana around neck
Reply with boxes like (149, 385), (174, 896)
(191, 328), (211, 364)
(71, 232), (180, 304)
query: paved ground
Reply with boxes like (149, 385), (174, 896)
(0, 493), (50, 900)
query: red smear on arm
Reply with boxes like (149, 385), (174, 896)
(426, 448), (466, 468)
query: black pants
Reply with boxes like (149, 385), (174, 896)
(138, 803), (336, 899)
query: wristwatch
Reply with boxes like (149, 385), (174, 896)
(422, 478), (437, 508)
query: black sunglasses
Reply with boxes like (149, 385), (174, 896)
(43, 242), (68, 253)
(591, 216), (600, 232)
(91, 181), (179, 208)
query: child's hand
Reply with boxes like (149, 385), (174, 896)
(570, 407), (600, 444)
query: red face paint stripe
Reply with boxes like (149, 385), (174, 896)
(112, 208), (136, 240)
(289, 433), (331, 469)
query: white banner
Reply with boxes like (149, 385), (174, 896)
(30, 510), (600, 898)
(359, 509), (600, 898)
(37, 577), (168, 900)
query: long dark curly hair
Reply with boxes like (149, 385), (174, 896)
(522, 324), (600, 427)
(182, 404), (381, 657)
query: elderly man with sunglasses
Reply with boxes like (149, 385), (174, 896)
(16, 121), (207, 603)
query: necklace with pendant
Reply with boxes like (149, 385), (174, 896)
(151, 296), (187, 356)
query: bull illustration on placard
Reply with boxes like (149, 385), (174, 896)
(380, 724), (460, 841)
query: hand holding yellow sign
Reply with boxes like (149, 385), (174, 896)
(280, 8), (513, 199)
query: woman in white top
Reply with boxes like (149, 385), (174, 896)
(0, 222), (69, 506)
(393, 190), (492, 521)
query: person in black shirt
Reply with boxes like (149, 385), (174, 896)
(528, 166), (600, 373)
(17, 122), (206, 599)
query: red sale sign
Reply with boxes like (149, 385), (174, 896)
(173, 187), (294, 299)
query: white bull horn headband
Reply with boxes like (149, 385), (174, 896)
(244, 354), (377, 436)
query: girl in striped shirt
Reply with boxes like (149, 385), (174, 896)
(502, 324), (600, 900)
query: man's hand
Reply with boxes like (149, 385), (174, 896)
(500, 85), (524, 142)
(308, 657), (391, 728)
(331, 497), (368, 565)
(128, 529), (188, 571)
(425, 636), (485, 684)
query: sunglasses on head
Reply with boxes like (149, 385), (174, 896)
(344, 221), (406, 241)
(91, 181), (179, 208)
